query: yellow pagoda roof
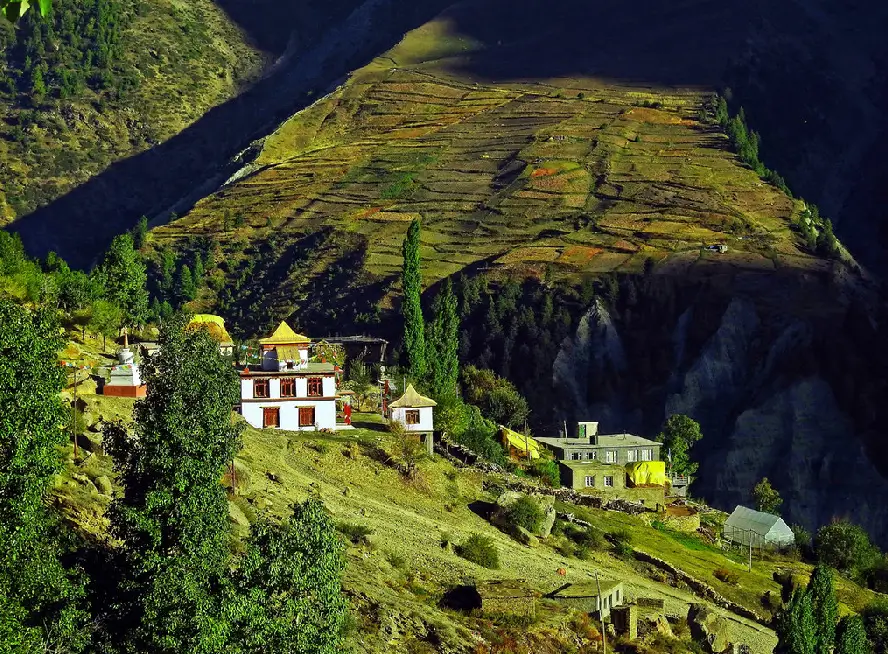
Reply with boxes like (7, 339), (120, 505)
(390, 384), (437, 408)
(187, 314), (233, 345)
(259, 321), (311, 345)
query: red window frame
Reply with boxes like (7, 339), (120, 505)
(299, 406), (316, 427)
(307, 377), (323, 397)
(254, 379), (269, 398)
(263, 407), (280, 428)
(405, 409), (420, 425)
(280, 377), (296, 398)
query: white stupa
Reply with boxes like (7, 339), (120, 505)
(103, 333), (147, 398)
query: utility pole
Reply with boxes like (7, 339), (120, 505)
(71, 366), (80, 459)
(748, 532), (752, 572)
(595, 571), (607, 654)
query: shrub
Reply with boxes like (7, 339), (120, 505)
(714, 568), (740, 585)
(815, 520), (878, 577)
(504, 496), (544, 534)
(861, 598), (888, 653)
(566, 524), (606, 551)
(336, 522), (373, 546)
(528, 459), (560, 487)
(609, 529), (634, 558)
(456, 534), (500, 569)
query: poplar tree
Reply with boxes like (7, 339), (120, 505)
(401, 218), (425, 380)
(0, 300), (88, 652)
(103, 317), (243, 652)
(777, 589), (816, 654)
(836, 615), (870, 654)
(807, 565), (838, 653)
(426, 277), (460, 397)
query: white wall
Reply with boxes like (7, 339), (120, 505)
(241, 400), (337, 431)
(391, 406), (434, 432)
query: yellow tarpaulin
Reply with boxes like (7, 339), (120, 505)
(625, 461), (666, 486)
(500, 426), (541, 460)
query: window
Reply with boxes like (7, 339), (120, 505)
(405, 409), (420, 425)
(604, 476), (614, 487)
(262, 407), (280, 428)
(641, 449), (652, 461)
(286, 360), (295, 370)
(627, 449), (638, 463)
(589, 450), (597, 460)
(298, 406), (316, 427)
(307, 377), (323, 397)
(584, 476), (595, 487)
(571, 452), (581, 461)
(605, 450), (617, 464)
(280, 378), (296, 398)
(254, 379), (269, 398)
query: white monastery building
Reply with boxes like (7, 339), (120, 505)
(388, 384), (436, 453)
(238, 322), (338, 431)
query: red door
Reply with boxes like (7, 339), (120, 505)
(263, 407), (280, 428)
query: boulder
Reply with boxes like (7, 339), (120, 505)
(654, 615), (674, 638)
(688, 604), (731, 653)
(495, 490), (523, 508)
(76, 432), (104, 455)
(94, 475), (113, 496)
(539, 503), (557, 538)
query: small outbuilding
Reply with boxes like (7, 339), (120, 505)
(389, 384), (436, 454)
(723, 505), (795, 550)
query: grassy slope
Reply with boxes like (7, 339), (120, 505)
(149, 1), (831, 331)
(0, 0), (265, 222)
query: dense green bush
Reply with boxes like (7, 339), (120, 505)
(456, 534), (500, 569)
(453, 404), (507, 465)
(861, 599), (888, 653)
(815, 520), (878, 578)
(503, 496), (544, 534)
(528, 458), (560, 487)
(714, 568), (740, 585)
(461, 365), (530, 428)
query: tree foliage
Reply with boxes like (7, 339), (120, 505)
(753, 477), (783, 515)
(461, 365), (529, 428)
(807, 565), (838, 654)
(0, 299), (89, 652)
(226, 501), (346, 654)
(657, 414), (702, 477)
(425, 277), (460, 398)
(401, 218), (426, 381)
(95, 233), (148, 328)
(777, 589), (816, 654)
(102, 317), (243, 652)
(836, 615), (871, 654)
(815, 520), (878, 578)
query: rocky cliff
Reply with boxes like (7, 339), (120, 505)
(552, 271), (888, 545)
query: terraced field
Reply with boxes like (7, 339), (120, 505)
(151, 3), (828, 327)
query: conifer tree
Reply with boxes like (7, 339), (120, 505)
(96, 233), (148, 328)
(807, 565), (838, 653)
(836, 615), (870, 654)
(777, 589), (816, 654)
(401, 218), (425, 380)
(0, 300), (89, 652)
(176, 263), (195, 303)
(426, 277), (460, 397)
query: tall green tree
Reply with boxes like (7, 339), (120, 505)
(836, 615), (871, 654)
(226, 502), (347, 653)
(401, 218), (425, 380)
(426, 277), (460, 397)
(777, 589), (816, 654)
(176, 263), (196, 304)
(131, 215), (149, 250)
(95, 233), (148, 328)
(657, 414), (703, 477)
(753, 477), (783, 514)
(88, 298), (123, 350)
(103, 317), (243, 652)
(0, 300), (89, 652)
(807, 565), (838, 653)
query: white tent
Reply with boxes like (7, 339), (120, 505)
(723, 505), (795, 549)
